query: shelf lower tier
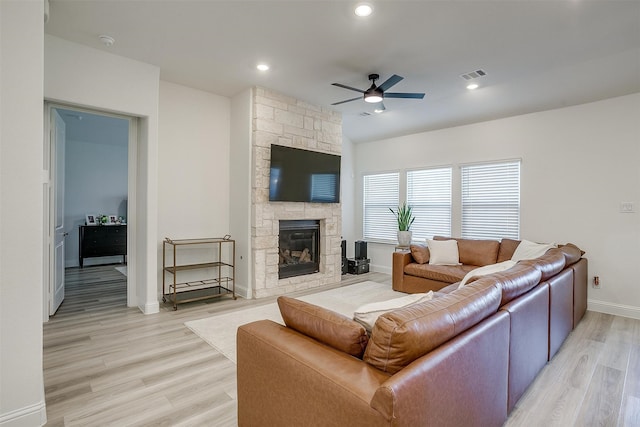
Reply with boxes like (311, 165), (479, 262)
(163, 277), (235, 310)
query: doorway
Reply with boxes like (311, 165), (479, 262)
(44, 104), (138, 318)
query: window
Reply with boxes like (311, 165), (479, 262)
(363, 172), (399, 241)
(461, 160), (520, 240)
(407, 167), (452, 239)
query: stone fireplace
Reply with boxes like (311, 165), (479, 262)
(250, 87), (342, 299)
(279, 220), (320, 279)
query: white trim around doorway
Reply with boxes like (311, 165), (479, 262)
(43, 102), (140, 321)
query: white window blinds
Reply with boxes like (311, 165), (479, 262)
(461, 160), (520, 240)
(363, 172), (399, 241)
(407, 167), (452, 240)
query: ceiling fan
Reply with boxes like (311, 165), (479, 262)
(331, 74), (425, 108)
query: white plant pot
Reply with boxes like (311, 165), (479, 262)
(397, 230), (412, 246)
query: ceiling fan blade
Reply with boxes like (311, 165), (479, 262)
(377, 74), (404, 92)
(384, 92), (425, 99)
(331, 96), (362, 106)
(331, 83), (365, 93)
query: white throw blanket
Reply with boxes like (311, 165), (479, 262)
(458, 239), (557, 289)
(458, 260), (517, 289)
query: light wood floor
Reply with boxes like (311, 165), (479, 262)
(43, 266), (639, 426)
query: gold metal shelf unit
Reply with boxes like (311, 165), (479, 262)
(162, 237), (236, 310)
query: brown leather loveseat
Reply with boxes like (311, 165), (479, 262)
(236, 240), (587, 426)
(394, 236), (522, 293)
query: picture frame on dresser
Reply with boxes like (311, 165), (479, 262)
(108, 215), (118, 224)
(86, 214), (97, 226)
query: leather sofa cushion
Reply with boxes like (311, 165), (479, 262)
(404, 263), (476, 284)
(497, 238), (521, 262)
(434, 236), (500, 266)
(277, 296), (369, 358)
(558, 243), (583, 266)
(493, 263), (542, 306)
(410, 244), (430, 264)
(363, 278), (502, 374)
(518, 248), (566, 282)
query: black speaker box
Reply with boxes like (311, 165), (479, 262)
(341, 240), (347, 275)
(355, 240), (367, 260)
(348, 258), (370, 275)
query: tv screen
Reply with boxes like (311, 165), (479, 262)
(269, 145), (341, 203)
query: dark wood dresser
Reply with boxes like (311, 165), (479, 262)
(79, 225), (127, 267)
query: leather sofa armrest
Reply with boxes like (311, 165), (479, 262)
(392, 251), (413, 292)
(237, 320), (391, 426)
(370, 311), (510, 426)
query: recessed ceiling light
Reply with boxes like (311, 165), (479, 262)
(256, 63), (270, 71)
(98, 35), (115, 47)
(354, 3), (373, 17)
(466, 83), (479, 90)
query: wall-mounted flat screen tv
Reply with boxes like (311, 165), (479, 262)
(269, 145), (341, 203)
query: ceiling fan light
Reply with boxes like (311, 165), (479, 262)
(364, 92), (383, 103)
(354, 3), (373, 17)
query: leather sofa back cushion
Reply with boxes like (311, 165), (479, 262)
(497, 238), (521, 263)
(518, 248), (566, 282)
(277, 296), (369, 358)
(558, 243), (583, 266)
(493, 263), (543, 305)
(409, 244), (430, 264)
(434, 236), (499, 266)
(363, 279), (501, 374)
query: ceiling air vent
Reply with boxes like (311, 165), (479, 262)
(460, 69), (487, 81)
(359, 112), (372, 117)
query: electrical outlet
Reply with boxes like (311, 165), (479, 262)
(593, 276), (600, 289)
(620, 202), (635, 213)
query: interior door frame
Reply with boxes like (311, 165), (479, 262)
(51, 108), (66, 314)
(43, 102), (138, 320)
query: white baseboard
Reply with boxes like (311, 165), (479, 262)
(234, 283), (251, 299)
(371, 264), (392, 275)
(0, 399), (46, 426)
(588, 299), (640, 320)
(139, 300), (160, 315)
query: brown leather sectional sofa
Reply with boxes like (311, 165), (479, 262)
(236, 239), (587, 426)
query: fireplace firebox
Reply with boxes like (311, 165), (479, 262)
(279, 220), (320, 279)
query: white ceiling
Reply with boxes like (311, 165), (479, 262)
(45, 0), (640, 143)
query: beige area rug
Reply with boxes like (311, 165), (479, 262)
(185, 281), (404, 363)
(114, 266), (127, 276)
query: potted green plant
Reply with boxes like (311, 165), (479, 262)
(389, 202), (415, 246)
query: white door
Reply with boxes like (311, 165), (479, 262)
(51, 109), (66, 314)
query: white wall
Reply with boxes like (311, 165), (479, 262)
(340, 136), (357, 258)
(0, 1), (47, 425)
(45, 35), (160, 314)
(352, 93), (640, 318)
(65, 136), (128, 267)
(157, 81), (231, 294)
(230, 89), (253, 298)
